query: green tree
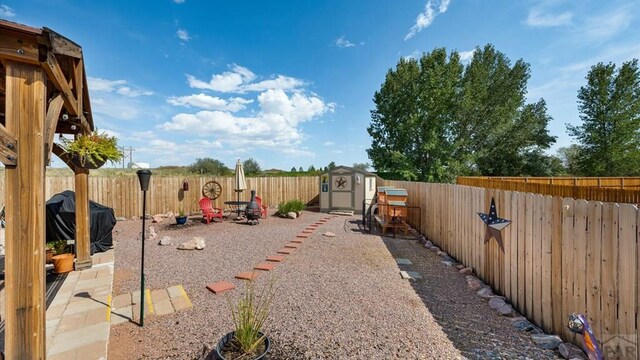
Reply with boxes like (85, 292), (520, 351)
(353, 162), (371, 171)
(327, 161), (337, 171)
(307, 165), (316, 173)
(556, 145), (581, 175)
(243, 158), (261, 176)
(298, 166), (303, 172)
(368, 48), (462, 182)
(290, 166), (297, 172)
(368, 45), (558, 181)
(188, 158), (229, 175)
(567, 59), (640, 176)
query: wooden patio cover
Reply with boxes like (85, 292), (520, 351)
(1, 19), (98, 358)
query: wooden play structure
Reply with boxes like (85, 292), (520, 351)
(1, 20), (98, 358)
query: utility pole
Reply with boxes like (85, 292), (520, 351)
(121, 146), (135, 168)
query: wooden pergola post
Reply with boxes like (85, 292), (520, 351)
(4, 60), (47, 359)
(74, 167), (92, 270)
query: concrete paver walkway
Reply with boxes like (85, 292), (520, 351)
(47, 250), (114, 360)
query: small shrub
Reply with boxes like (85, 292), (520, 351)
(277, 199), (305, 214)
(50, 240), (69, 255)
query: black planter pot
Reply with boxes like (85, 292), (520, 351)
(69, 154), (106, 169)
(214, 331), (270, 360)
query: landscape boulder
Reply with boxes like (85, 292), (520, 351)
(178, 237), (206, 250)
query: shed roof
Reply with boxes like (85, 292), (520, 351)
(328, 165), (374, 176)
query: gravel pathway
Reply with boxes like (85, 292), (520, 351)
(108, 212), (462, 359)
(381, 235), (562, 360)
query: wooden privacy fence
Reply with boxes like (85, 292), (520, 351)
(458, 177), (640, 205)
(460, 176), (640, 189)
(0, 176), (320, 218)
(381, 179), (639, 356)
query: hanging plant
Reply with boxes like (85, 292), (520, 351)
(60, 130), (124, 168)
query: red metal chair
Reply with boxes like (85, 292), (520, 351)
(255, 195), (268, 218)
(199, 197), (223, 224)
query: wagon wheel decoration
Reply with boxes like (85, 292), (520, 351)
(202, 181), (222, 200)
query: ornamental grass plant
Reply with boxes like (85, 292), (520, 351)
(225, 278), (276, 358)
(277, 199), (305, 215)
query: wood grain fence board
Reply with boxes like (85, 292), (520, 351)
(573, 200), (589, 322)
(586, 201), (603, 343)
(503, 190), (512, 299)
(551, 196), (564, 335)
(517, 191), (527, 312)
(561, 197), (575, 341)
(525, 193), (534, 317)
(600, 203), (619, 352)
(541, 196), (553, 332)
(510, 191), (519, 308)
(532, 194), (543, 325)
(617, 204), (637, 360)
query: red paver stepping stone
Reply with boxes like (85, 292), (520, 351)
(302, 230), (313, 233)
(235, 271), (260, 281)
(254, 262), (275, 271)
(266, 255), (285, 262)
(309, 224), (319, 228)
(285, 243), (300, 249)
(291, 239), (304, 244)
(296, 234), (308, 238)
(277, 248), (294, 255)
(206, 281), (236, 294)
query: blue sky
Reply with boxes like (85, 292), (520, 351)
(2, 0), (639, 170)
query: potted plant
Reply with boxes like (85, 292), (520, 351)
(175, 209), (188, 225)
(45, 242), (55, 264)
(276, 199), (306, 219)
(215, 279), (275, 360)
(50, 239), (74, 274)
(60, 129), (124, 169)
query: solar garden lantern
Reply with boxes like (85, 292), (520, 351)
(136, 169), (152, 327)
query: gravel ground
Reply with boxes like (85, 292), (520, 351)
(108, 211), (561, 359)
(382, 237), (562, 360)
(108, 211), (462, 359)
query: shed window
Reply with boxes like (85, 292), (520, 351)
(368, 178), (373, 191)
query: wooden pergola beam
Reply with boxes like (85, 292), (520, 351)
(40, 50), (79, 117)
(44, 94), (64, 164)
(0, 123), (17, 165)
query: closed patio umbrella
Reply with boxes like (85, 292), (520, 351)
(234, 159), (247, 217)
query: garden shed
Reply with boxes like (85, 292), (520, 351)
(319, 166), (376, 214)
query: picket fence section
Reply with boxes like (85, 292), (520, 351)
(0, 176), (320, 218)
(381, 179), (639, 355)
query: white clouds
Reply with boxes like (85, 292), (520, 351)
(582, 7), (633, 41)
(335, 36), (355, 48)
(458, 49), (476, 63)
(177, 29), (191, 41)
(0, 5), (16, 17)
(405, 0), (451, 41)
(167, 93), (253, 112)
(525, 9), (572, 27)
(88, 77), (153, 97)
(186, 64), (305, 93)
(323, 141), (335, 146)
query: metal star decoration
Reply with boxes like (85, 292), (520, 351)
(335, 176), (347, 189)
(477, 198), (511, 252)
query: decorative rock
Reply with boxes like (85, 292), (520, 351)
(152, 215), (164, 223)
(442, 261), (455, 267)
(455, 264), (465, 270)
(488, 297), (506, 310)
(437, 250), (447, 256)
(477, 286), (494, 298)
(558, 342), (587, 359)
(148, 226), (157, 239)
(497, 303), (513, 316)
(511, 317), (536, 332)
(323, 231), (336, 237)
(530, 334), (562, 350)
(178, 237), (206, 250)
(158, 236), (172, 246)
(467, 280), (483, 291)
(287, 212), (297, 219)
(432, 246), (441, 252)
(116, 216), (127, 221)
(425, 240), (433, 247)
(460, 267), (473, 275)
(165, 211), (175, 218)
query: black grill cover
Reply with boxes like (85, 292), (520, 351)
(45, 190), (116, 254)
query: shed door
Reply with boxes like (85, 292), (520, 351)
(330, 174), (354, 210)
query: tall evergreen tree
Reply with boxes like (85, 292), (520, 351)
(567, 59), (640, 176)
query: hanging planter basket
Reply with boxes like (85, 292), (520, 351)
(69, 154), (106, 170)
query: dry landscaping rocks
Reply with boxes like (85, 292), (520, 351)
(459, 267), (473, 275)
(531, 334), (563, 350)
(558, 342), (587, 359)
(177, 237), (206, 250)
(158, 236), (172, 246)
(322, 231), (335, 237)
